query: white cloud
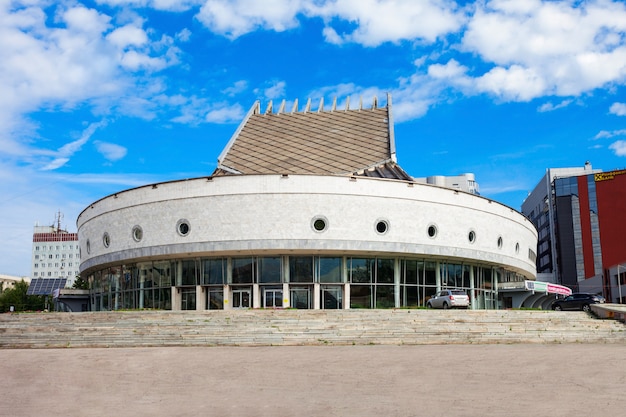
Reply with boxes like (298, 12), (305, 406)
(40, 121), (107, 171)
(194, 0), (464, 45)
(311, 0), (465, 46)
(106, 24), (149, 48)
(322, 26), (343, 45)
(610, 102), (626, 116)
(176, 28), (192, 42)
(205, 103), (245, 123)
(461, 0), (626, 100)
(166, 94), (245, 125)
(0, 2), (185, 142)
(427, 59), (468, 80)
(538, 99), (573, 112)
(263, 81), (286, 100)
(222, 80), (248, 96)
(609, 140), (626, 156)
(595, 129), (626, 139)
(94, 141), (128, 162)
(475, 65), (547, 101)
(196, 0), (303, 39)
(96, 0), (203, 11)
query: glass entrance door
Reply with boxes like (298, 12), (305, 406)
(263, 288), (283, 308)
(232, 288), (251, 308)
(206, 288), (223, 310)
(321, 286), (342, 309)
(290, 287), (311, 309)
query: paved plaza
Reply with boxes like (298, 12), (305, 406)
(2, 344), (625, 416)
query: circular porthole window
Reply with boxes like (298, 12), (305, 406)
(132, 225), (143, 242)
(427, 224), (438, 238)
(86, 239), (91, 254)
(176, 219), (191, 237)
(497, 236), (503, 249)
(375, 219), (389, 235)
(311, 216), (328, 232)
(468, 230), (476, 244)
(103, 232), (110, 248)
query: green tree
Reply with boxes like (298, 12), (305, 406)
(72, 275), (89, 290)
(0, 280), (46, 313)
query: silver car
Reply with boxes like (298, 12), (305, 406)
(427, 289), (470, 309)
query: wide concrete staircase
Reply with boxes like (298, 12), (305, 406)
(1, 309), (625, 348)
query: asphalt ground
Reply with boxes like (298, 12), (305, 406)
(2, 344), (625, 417)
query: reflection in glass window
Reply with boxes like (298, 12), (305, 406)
(202, 258), (225, 285)
(258, 257), (282, 283)
(289, 256), (313, 283)
(350, 284), (372, 308)
(318, 257), (342, 283)
(177, 260), (197, 286)
(349, 258), (373, 283)
(232, 258), (254, 284)
(424, 262), (437, 286)
(375, 285), (395, 308)
(376, 259), (394, 283)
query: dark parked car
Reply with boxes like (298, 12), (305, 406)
(551, 293), (605, 312)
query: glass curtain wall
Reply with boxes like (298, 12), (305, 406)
(348, 258), (395, 309)
(87, 255), (528, 311)
(202, 258), (225, 310)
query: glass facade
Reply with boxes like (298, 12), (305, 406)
(86, 255), (527, 311)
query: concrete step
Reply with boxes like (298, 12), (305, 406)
(1, 309), (624, 348)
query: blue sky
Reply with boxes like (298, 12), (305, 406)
(2, 0), (626, 277)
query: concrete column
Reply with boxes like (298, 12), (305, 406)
(138, 272), (145, 309)
(196, 285), (205, 310)
(171, 286), (181, 311)
(282, 283), (290, 308)
(253, 284), (260, 308)
(344, 283), (350, 309)
(435, 261), (442, 291)
(394, 258), (401, 308)
(313, 283), (320, 309)
(223, 284), (231, 310)
(469, 266), (475, 310)
(176, 261), (182, 286)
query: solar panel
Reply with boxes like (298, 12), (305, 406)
(26, 278), (68, 296)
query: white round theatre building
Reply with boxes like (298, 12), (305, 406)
(78, 97), (538, 311)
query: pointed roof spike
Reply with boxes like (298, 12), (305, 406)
(387, 92), (397, 163)
(265, 100), (273, 115)
(291, 99), (299, 113)
(317, 97), (325, 112)
(345, 96), (350, 111)
(304, 98), (311, 113)
(332, 97), (337, 111)
(278, 100), (286, 114)
(372, 96), (378, 109)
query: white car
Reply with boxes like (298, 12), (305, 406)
(427, 289), (470, 309)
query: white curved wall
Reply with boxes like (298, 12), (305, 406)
(78, 174), (537, 278)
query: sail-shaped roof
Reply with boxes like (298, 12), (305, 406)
(212, 95), (412, 180)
